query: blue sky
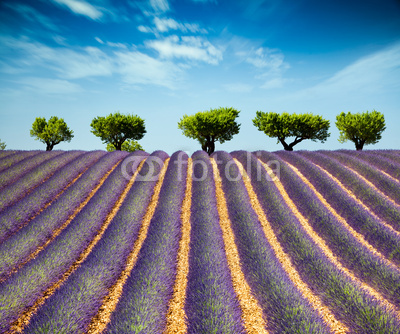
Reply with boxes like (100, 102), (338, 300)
(1, 0), (399, 154)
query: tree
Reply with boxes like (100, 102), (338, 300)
(0, 139), (6, 150)
(335, 110), (386, 150)
(178, 107), (240, 155)
(106, 139), (144, 152)
(91, 112), (146, 151)
(253, 111), (330, 151)
(30, 116), (74, 151)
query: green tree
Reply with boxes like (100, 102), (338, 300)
(253, 111), (330, 151)
(30, 116), (74, 151)
(335, 110), (386, 150)
(0, 139), (6, 150)
(178, 107), (240, 155)
(91, 112), (146, 151)
(106, 139), (144, 152)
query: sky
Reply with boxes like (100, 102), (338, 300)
(0, 0), (399, 154)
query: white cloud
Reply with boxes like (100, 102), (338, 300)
(146, 35), (223, 64)
(296, 43), (400, 100)
(149, 0), (169, 13)
(17, 77), (81, 94)
(138, 17), (207, 35)
(115, 50), (181, 88)
(51, 0), (103, 20)
(6, 3), (60, 32)
(0, 36), (183, 90)
(237, 46), (289, 89)
(95, 37), (104, 44)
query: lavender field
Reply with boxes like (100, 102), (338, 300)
(1, 149), (400, 334)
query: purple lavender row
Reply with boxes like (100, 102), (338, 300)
(0, 151), (16, 160)
(273, 151), (400, 307)
(275, 151), (400, 265)
(0, 151), (84, 213)
(223, 151), (331, 333)
(0, 150), (40, 173)
(0, 151), (130, 333)
(0, 151), (125, 281)
(372, 150), (400, 165)
(298, 151), (400, 232)
(26, 152), (170, 334)
(320, 150), (400, 205)
(0, 150), (62, 191)
(104, 151), (190, 334)
(252, 150), (400, 333)
(0, 150), (105, 244)
(181, 151), (245, 334)
(338, 150), (400, 180)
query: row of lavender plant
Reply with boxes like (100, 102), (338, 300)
(0, 150), (105, 243)
(217, 150), (331, 334)
(103, 151), (190, 333)
(181, 150), (246, 334)
(0, 150), (16, 160)
(0, 151), (84, 213)
(272, 151), (400, 307)
(373, 150), (400, 165)
(0, 150), (40, 173)
(338, 150), (400, 180)
(0, 151), (130, 333)
(275, 151), (400, 266)
(25, 152), (175, 333)
(298, 151), (400, 232)
(320, 150), (400, 205)
(243, 150), (400, 333)
(0, 151), (62, 191)
(0, 153), (119, 282)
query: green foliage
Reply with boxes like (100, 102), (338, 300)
(30, 116), (74, 151)
(178, 107), (240, 155)
(106, 139), (144, 152)
(335, 110), (386, 150)
(91, 112), (146, 151)
(253, 111), (330, 151)
(0, 139), (5, 150)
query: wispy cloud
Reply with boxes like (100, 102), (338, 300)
(294, 43), (400, 100)
(51, 0), (103, 20)
(16, 77), (82, 94)
(237, 46), (289, 89)
(149, 0), (169, 13)
(0, 36), (182, 90)
(6, 3), (60, 32)
(138, 17), (207, 35)
(146, 35), (223, 64)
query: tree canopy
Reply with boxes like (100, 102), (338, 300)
(178, 107), (240, 155)
(335, 110), (386, 150)
(91, 112), (146, 151)
(253, 111), (330, 151)
(106, 139), (144, 152)
(0, 139), (5, 150)
(30, 116), (74, 151)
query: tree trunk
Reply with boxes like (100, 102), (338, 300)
(46, 142), (54, 151)
(355, 139), (365, 150)
(202, 137), (215, 155)
(115, 141), (122, 151)
(279, 138), (293, 151)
